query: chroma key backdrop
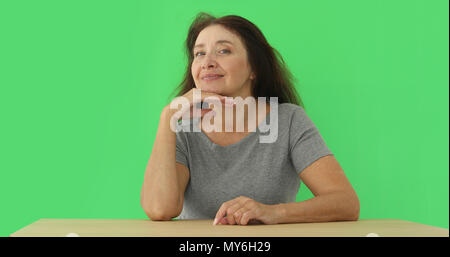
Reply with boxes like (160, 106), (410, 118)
(0, 0), (448, 236)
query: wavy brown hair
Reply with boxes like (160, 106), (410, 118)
(169, 12), (304, 108)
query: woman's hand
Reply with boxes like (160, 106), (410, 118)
(213, 196), (282, 225)
(165, 88), (235, 124)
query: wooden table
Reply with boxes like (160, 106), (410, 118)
(10, 219), (449, 237)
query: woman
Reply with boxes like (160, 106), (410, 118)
(141, 13), (360, 226)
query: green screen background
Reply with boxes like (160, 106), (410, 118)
(0, 0), (448, 236)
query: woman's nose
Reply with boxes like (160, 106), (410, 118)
(201, 54), (217, 69)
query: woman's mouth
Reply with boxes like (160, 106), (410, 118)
(202, 75), (224, 81)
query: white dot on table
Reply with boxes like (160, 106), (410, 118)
(65, 232), (80, 237)
(366, 232), (380, 237)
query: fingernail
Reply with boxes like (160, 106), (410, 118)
(213, 218), (218, 225)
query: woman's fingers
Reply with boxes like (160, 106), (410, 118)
(195, 108), (215, 118)
(219, 217), (229, 225)
(187, 105), (215, 118)
(193, 95), (226, 108)
(176, 107), (215, 126)
(186, 88), (231, 107)
(173, 89), (236, 124)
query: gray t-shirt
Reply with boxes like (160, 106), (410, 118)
(174, 103), (333, 220)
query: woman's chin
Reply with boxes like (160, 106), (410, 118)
(200, 86), (224, 95)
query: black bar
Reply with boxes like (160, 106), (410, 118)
(1, 237), (448, 256)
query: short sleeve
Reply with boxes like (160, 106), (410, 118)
(175, 131), (190, 168)
(289, 106), (333, 176)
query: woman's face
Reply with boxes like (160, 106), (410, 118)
(191, 25), (254, 98)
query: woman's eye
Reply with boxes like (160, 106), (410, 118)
(194, 49), (230, 57)
(194, 52), (204, 57)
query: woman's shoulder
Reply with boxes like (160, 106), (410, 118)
(278, 102), (304, 111)
(276, 102), (306, 121)
(262, 103), (305, 139)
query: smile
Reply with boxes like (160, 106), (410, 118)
(202, 75), (224, 81)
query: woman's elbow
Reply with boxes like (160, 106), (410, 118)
(146, 212), (174, 221)
(349, 195), (360, 221)
(339, 191), (360, 221)
(350, 208), (360, 221)
(142, 204), (179, 221)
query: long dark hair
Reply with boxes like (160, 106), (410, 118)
(169, 12), (304, 108)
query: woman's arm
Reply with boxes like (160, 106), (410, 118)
(276, 192), (359, 224)
(141, 89), (229, 221)
(277, 155), (360, 223)
(213, 155), (359, 225)
(140, 106), (189, 221)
